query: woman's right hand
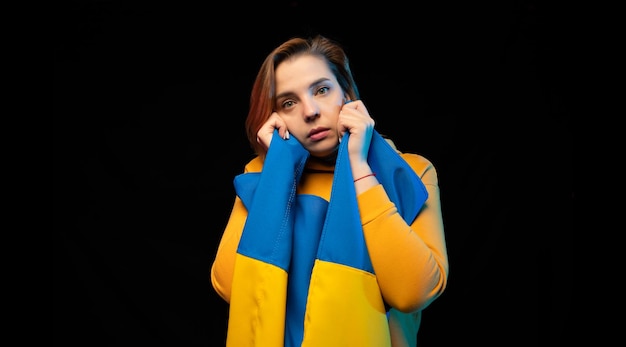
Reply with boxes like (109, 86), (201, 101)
(256, 112), (289, 150)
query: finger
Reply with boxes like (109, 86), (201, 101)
(270, 113), (289, 140)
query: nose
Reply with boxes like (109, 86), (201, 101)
(302, 98), (320, 122)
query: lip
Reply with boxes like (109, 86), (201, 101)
(308, 127), (330, 141)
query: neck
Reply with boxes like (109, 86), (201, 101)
(309, 148), (338, 167)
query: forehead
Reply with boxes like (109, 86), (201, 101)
(275, 55), (335, 93)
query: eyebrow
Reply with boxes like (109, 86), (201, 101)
(275, 77), (332, 100)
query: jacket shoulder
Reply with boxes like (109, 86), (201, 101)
(243, 156), (264, 173)
(399, 152), (438, 185)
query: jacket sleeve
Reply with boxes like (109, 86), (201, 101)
(210, 195), (247, 303)
(359, 153), (449, 313)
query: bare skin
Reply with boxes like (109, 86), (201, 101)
(256, 54), (378, 194)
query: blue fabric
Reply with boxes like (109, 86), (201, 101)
(234, 133), (309, 271)
(316, 132), (372, 271)
(286, 195), (327, 347)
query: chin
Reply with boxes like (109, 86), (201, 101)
(309, 145), (339, 160)
(305, 136), (339, 155)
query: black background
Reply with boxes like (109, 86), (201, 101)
(54, 1), (573, 346)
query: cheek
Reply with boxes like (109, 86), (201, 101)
(281, 117), (298, 130)
(323, 103), (342, 122)
(281, 117), (305, 138)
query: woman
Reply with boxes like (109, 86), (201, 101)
(211, 34), (449, 347)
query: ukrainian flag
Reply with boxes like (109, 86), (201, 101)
(227, 130), (427, 346)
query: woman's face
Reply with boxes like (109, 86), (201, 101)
(274, 54), (345, 158)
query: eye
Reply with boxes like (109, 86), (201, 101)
(280, 100), (295, 109)
(316, 86), (330, 95)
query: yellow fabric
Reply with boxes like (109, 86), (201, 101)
(302, 260), (390, 346)
(226, 254), (288, 346)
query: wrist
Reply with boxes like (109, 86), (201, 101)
(354, 173), (376, 182)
